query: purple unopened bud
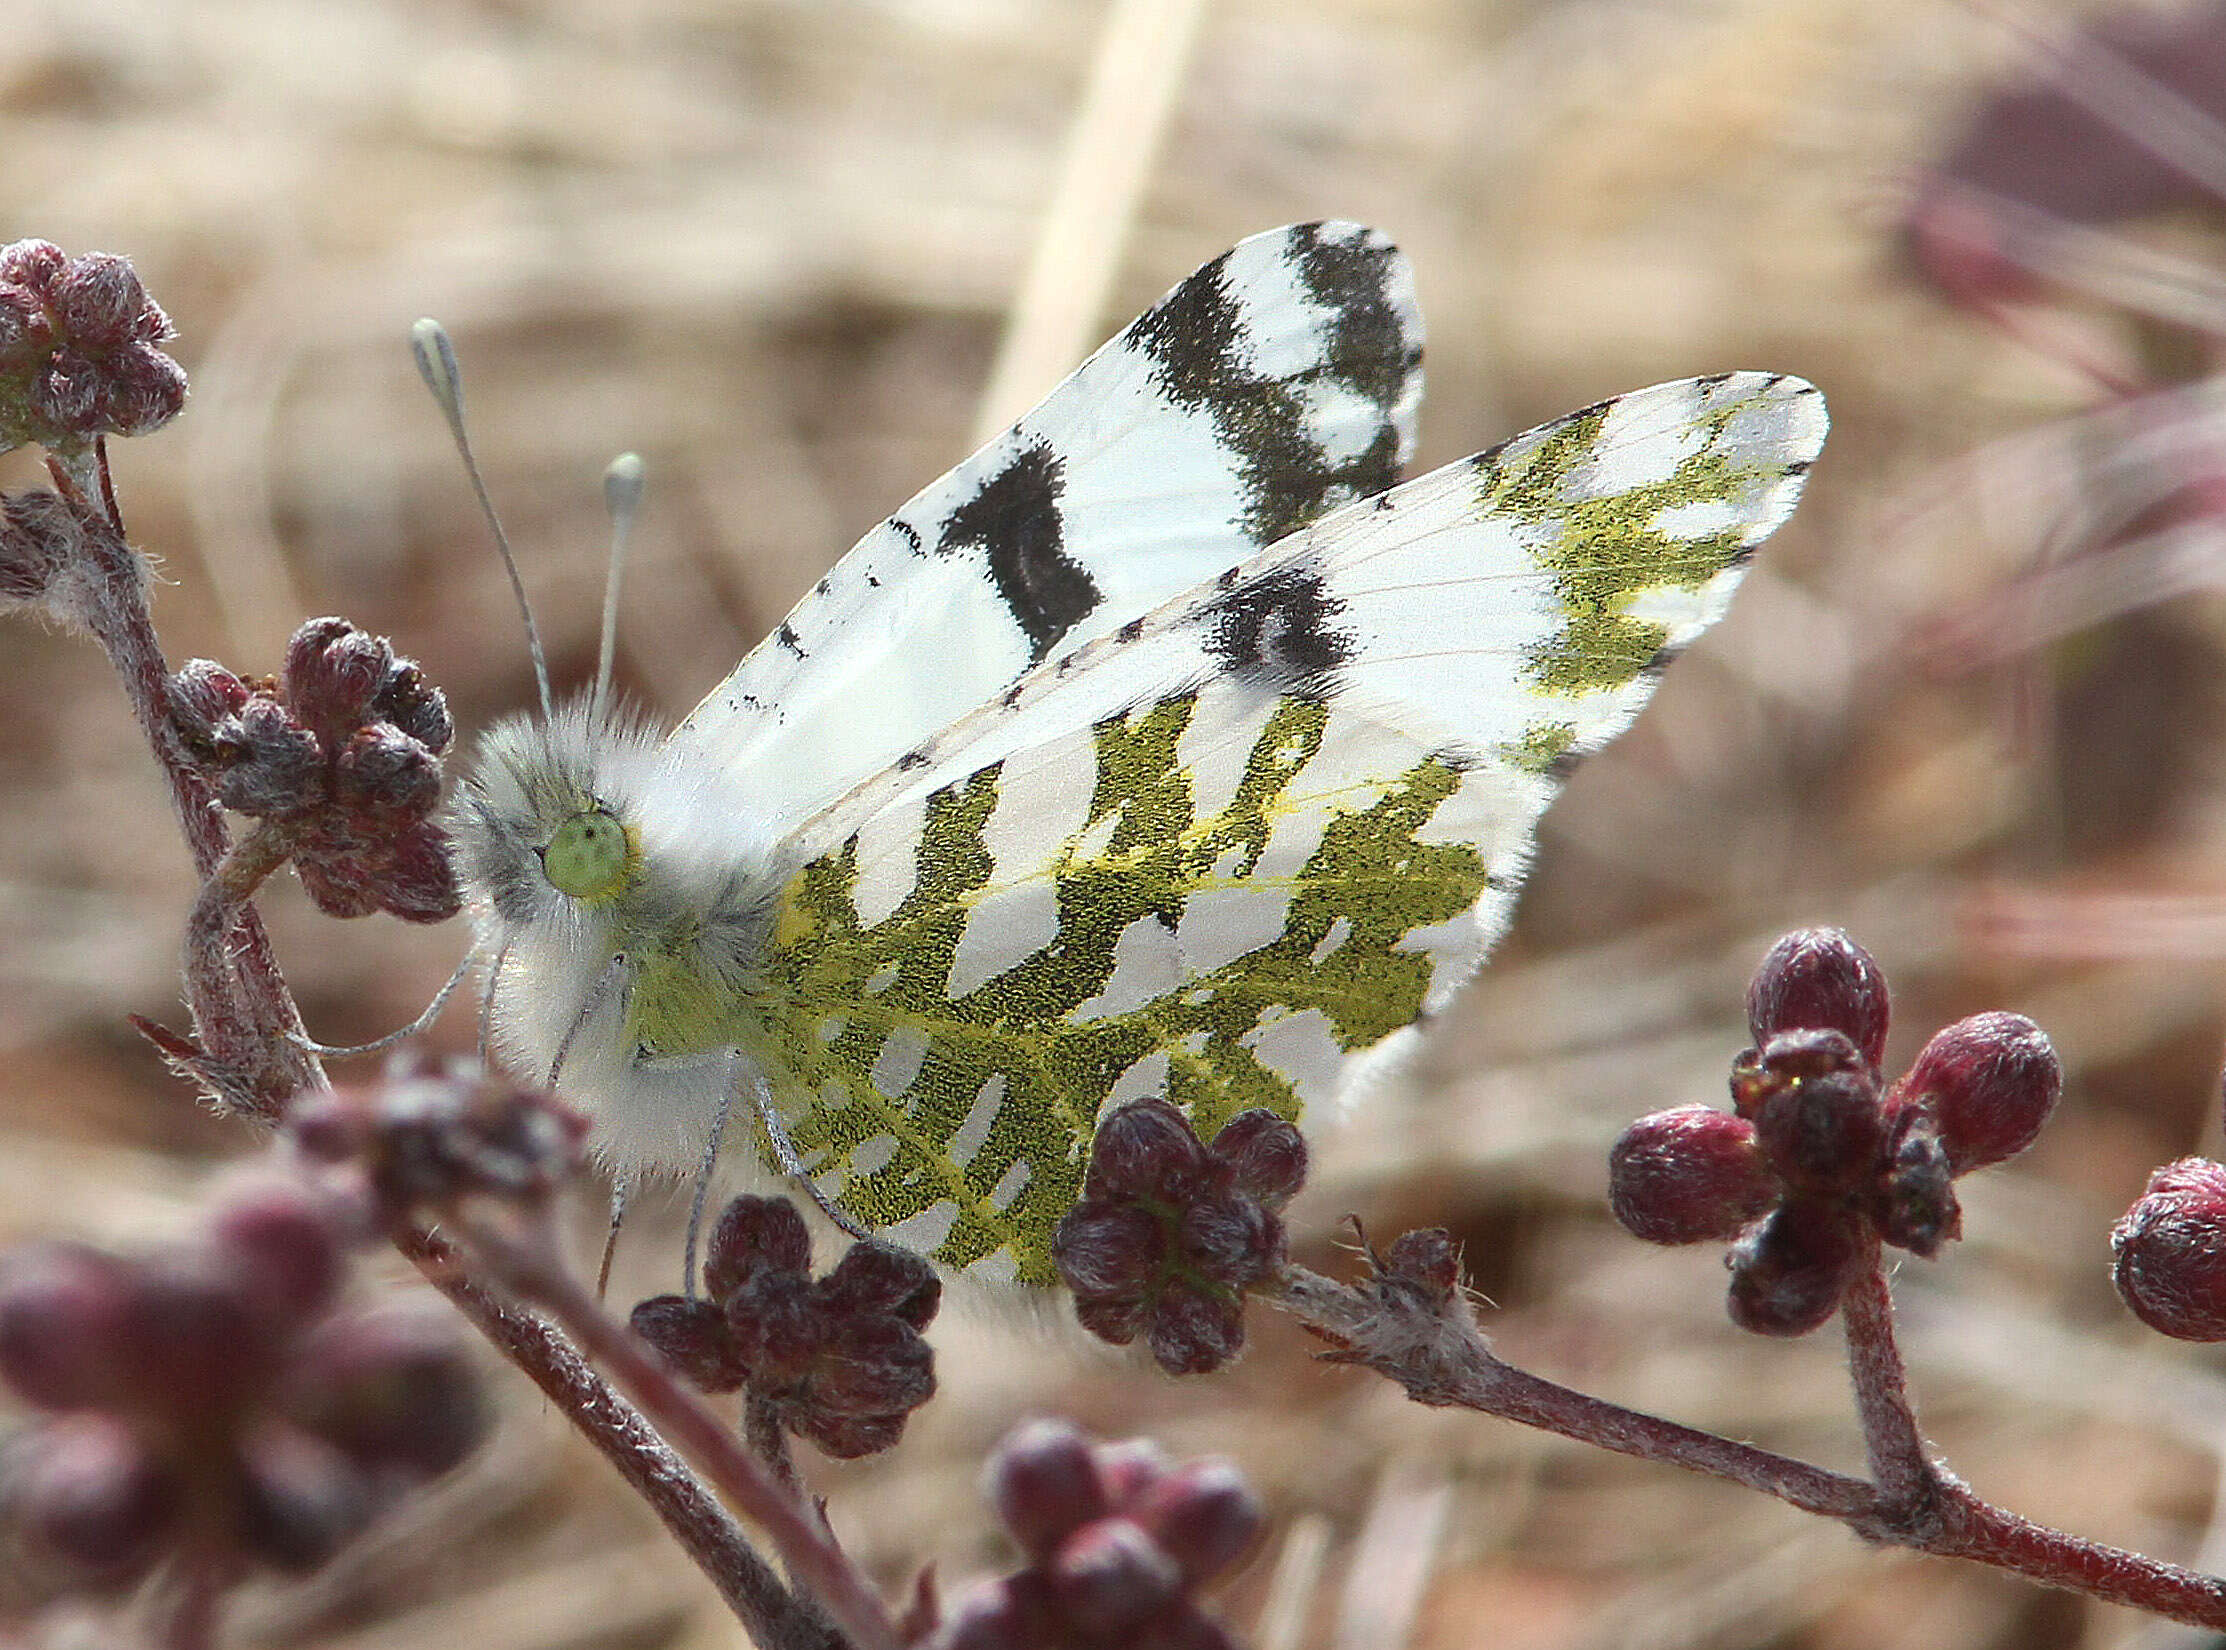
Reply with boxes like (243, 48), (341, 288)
(1210, 1111), (1307, 1207)
(704, 1195), (813, 1299)
(1145, 1290), (1246, 1378)
(1048, 1516), (1183, 1637)
(1126, 1458), (1263, 1584)
(1609, 1105), (1774, 1245)
(210, 1178), (345, 1323)
(1091, 1099), (1207, 1197)
(1747, 929), (1890, 1068)
(0, 1242), (141, 1411)
(1898, 1011), (2060, 1173)
(168, 659), (251, 742)
(1727, 1198), (1865, 1337)
(2114, 1158), (2226, 1341)
(10, 1413), (175, 1579)
(988, 1418), (1109, 1559)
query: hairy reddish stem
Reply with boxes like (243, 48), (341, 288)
(52, 445), (319, 1121)
(397, 1226), (843, 1650)
(448, 1213), (898, 1650)
(1275, 1258), (2226, 1630)
(55, 436), (816, 1643)
(1838, 1248), (1942, 1527)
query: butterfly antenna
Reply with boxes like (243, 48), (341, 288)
(410, 319), (554, 720)
(592, 453), (645, 725)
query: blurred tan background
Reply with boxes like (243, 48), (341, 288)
(8, 0), (2226, 1646)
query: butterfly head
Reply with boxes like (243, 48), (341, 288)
(453, 701), (664, 930)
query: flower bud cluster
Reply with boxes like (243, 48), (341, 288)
(923, 1418), (1263, 1650)
(631, 1196), (939, 1459)
(1051, 1100), (1306, 1375)
(288, 1052), (588, 1227)
(0, 1177), (486, 1590)
(170, 617), (460, 921)
(1609, 929), (2062, 1336)
(0, 240), (186, 454)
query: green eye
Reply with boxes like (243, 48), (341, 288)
(542, 807), (632, 901)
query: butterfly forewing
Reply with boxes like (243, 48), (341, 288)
(660, 222), (1422, 841)
(740, 372), (1827, 1282)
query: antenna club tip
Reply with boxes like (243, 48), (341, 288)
(604, 454), (646, 521)
(410, 320), (464, 416)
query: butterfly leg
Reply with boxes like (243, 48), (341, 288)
(745, 1070), (873, 1243)
(597, 1169), (635, 1298)
(295, 948), (477, 1059)
(680, 1058), (743, 1299)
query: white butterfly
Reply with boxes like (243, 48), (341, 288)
(452, 222), (1827, 1285)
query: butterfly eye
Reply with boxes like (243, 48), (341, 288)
(541, 807), (632, 901)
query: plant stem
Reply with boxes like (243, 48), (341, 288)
(1275, 1257), (2226, 1630)
(446, 1214), (898, 1650)
(1838, 1247), (1941, 1529)
(399, 1226), (846, 1650)
(53, 448), (319, 1120)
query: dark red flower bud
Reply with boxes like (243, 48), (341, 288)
(932, 1576), (1050, 1650)
(1125, 1458), (1262, 1585)
(1897, 1011), (2060, 1173)
(287, 1054), (588, 1219)
(129, 1255), (285, 1418)
(1876, 1108), (1961, 1258)
(632, 1294), (747, 1392)
(811, 1316), (936, 1417)
(168, 658), (251, 743)
(1750, 1062), (1888, 1198)
(1091, 1099), (1208, 1197)
(1726, 1198), (1865, 1337)
(704, 1195), (814, 1300)
(0, 1242), (141, 1411)
(284, 618), (391, 733)
(1747, 929), (1890, 1069)
(1210, 1110), (1307, 1207)
(1052, 1203), (1164, 1299)
(2114, 1158), (2226, 1340)
(103, 353), (187, 436)
(1091, 1436), (1172, 1510)
(1176, 1189), (1277, 1280)
(213, 698), (321, 815)
(284, 1307), (487, 1478)
(988, 1418), (1109, 1560)
(334, 724), (442, 814)
(1609, 1106), (1774, 1245)
(1381, 1227), (1463, 1304)
(354, 820), (462, 923)
(372, 659), (453, 752)
(1145, 1289), (1246, 1378)
(817, 1241), (940, 1330)
(8, 1413), (175, 1580)
(210, 1178), (345, 1323)
(48, 255), (158, 351)
(1048, 1516), (1182, 1636)
(0, 239), (67, 291)
(235, 1425), (371, 1573)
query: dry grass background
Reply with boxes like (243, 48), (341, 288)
(6, 0), (2226, 1646)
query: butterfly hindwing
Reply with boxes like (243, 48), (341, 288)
(740, 372), (1827, 1283)
(661, 222), (1422, 841)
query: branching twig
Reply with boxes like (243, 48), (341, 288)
(395, 1226), (846, 1650)
(1274, 1255), (2226, 1630)
(441, 1211), (899, 1650)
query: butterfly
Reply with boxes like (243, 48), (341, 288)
(452, 222), (1827, 1286)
